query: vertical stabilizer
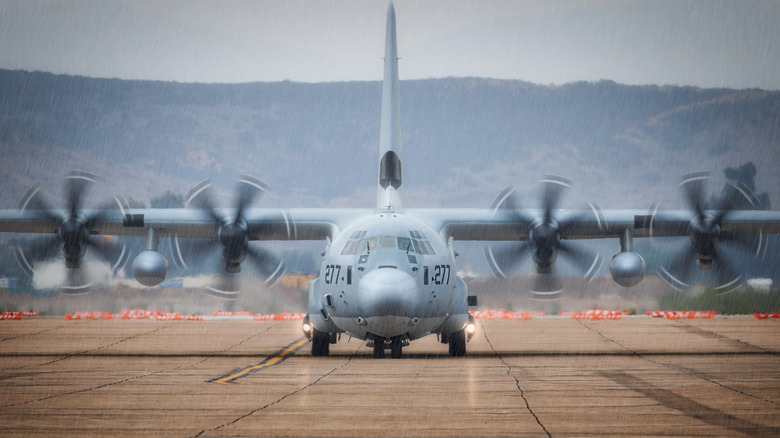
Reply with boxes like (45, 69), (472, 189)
(377, 2), (402, 210)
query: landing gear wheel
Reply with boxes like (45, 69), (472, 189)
(390, 336), (403, 359)
(448, 329), (466, 357)
(372, 337), (385, 359)
(311, 328), (330, 357)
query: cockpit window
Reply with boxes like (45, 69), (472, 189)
(341, 240), (359, 255)
(341, 231), (368, 255)
(420, 240), (435, 255)
(397, 237), (412, 252)
(379, 235), (396, 250)
(408, 230), (435, 255)
(341, 232), (434, 255)
(350, 230), (367, 239)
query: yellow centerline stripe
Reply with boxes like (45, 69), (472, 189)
(210, 337), (310, 384)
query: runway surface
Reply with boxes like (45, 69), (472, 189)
(1, 316), (779, 437)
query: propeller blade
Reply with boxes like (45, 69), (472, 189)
(490, 186), (534, 231)
(661, 172), (763, 292)
(27, 235), (63, 262)
(558, 241), (602, 280)
(531, 271), (563, 298)
(658, 243), (698, 291)
(483, 243), (532, 278)
(206, 274), (241, 300)
(13, 172), (129, 291)
(171, 237), (220, 271)
(86, 236), (129, 271)
(184, 179), (225, 225)
(540, 175), (573, 223)
(65, 171), (96, 218)
(13, 236), (61, 276)
(17, 185), (64, 225)
(234, 176), (269, 224)
(179, 176), (280, 297)
(713, 182), (756, 225)
(60, 267), (92, 295)
(243, 244), (285, 285)
(83, 197), (125, 230)
(680, 171), (708, 222)
(712, 246), (741, 294)
(485, 175), (590, 296)
(721, 229), (759, 251)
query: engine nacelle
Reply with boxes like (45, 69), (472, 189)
(132, 250), (169, 287)
(609, 251), (645, 287)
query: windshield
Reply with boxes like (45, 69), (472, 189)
(340, 234), (433, 255)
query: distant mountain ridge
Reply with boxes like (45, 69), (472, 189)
(0, 69), (778, 211)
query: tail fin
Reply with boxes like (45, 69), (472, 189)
(377, 2), (402, 210)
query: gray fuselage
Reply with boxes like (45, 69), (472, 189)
(308, 212), (470, 341)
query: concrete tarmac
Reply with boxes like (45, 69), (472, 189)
(1, 316), (779, 437)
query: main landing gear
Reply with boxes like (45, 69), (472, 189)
(443, 315), (476, 357)
(303, 314), (337, 357)
(440, 328), (468, 357)
(448, 329), (466, 357)
(311, 328), (332, 357)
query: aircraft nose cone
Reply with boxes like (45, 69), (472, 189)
(358, 268), (417, 318)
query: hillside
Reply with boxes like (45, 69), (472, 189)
(0, 70), (778, 283)
(1, 70), (778, 210)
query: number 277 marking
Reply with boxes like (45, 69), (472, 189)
(432, 265), (450, 285)
(325, 264), (341, 284)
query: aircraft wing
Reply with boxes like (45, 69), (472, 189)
(409, 208), (780, 241)
(0, 207), (373, 241)
(5, 207), (779, 241)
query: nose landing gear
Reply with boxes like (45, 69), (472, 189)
(368, 334), (407, 359)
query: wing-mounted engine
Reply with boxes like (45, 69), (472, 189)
(13, 171), (129, 293)
(484, 175), (602, 298)
(171, 176), (285, 299)
(653, 171), (763, 293)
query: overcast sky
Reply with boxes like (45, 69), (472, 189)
(1, 0), (779, 89)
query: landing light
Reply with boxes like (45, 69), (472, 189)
(466, 323), (476, 335)
(302, 322), (312, 333)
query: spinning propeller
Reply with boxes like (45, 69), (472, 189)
(484, 175), (602, 298)
(13, 171), (128, 293)
(171, 176), (284, 299)
(657, 171), (761, 294)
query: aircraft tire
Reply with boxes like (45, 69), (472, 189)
(390, 336), (403, 359)
(373, 337), (385, 359)
(448, 329), (466, 357)
(311, 329), (330, 357)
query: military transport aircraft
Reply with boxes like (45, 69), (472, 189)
(1, 3), (779, 358)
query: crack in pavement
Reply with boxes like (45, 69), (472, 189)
(672, 320), (775, 354)
(481, 322), (551, 438)
(579, 320), (779, 407)
(0, 325), (168, 371)
(1, 324), (275, 409)
(600, 370), (780, 437)
(190, 324), (274, 367)
(0, 324), (67, 343)
(192, 342), (363, 437)
(2, 364), (185, 409)
(35, 325), (168, 367)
